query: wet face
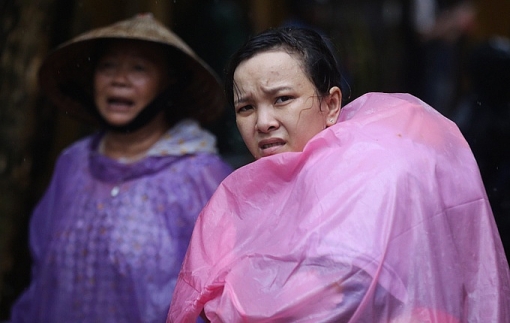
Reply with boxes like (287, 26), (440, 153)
(233, 50), (341, 159)
(93, 40), (170, 126)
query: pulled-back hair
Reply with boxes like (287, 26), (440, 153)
(225, 26), (343, 108)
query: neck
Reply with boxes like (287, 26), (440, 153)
(101, 112), (169, 161)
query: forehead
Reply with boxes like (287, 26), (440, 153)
(235, 50), (306, 80)
(233, 50), (315, 105)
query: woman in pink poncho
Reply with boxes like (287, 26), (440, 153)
(168, 27), (510, 322)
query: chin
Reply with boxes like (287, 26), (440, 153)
(105, 118), (133, 127)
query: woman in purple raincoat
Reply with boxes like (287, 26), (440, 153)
(167, 27), (510, 322)
(10, 14), (232, 323)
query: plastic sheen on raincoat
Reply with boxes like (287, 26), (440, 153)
(168, 93), (510, 322)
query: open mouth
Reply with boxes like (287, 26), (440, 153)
(107, 97), (134, 108)
(260, 142), (284, 150)
(258, 138), (286, 156)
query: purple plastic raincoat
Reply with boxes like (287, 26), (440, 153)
(168, 93), (510, 322)
(11, 120), (232, 323)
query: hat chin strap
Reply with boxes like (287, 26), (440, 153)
(97, 87), (175, 133)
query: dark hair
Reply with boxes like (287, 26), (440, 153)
(224, 26), (343, 108)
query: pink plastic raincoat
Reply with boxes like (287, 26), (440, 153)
(168, 93), (510, 322)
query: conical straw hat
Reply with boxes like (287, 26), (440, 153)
(38, 13), (225, 125)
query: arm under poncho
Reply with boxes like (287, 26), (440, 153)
(168, 93), (510, 323)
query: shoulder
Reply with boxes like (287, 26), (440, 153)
(154, 153), (232, 194)
(175, 153), (232, 175)
(328, 92), (470, 167)
(51, 134), (98, 176)
(58, 133), (98, 161)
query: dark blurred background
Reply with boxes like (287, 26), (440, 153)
(1, 0), (509, 319)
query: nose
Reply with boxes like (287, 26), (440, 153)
(111, 65), (130, 86)
(256, 107), (279, 133)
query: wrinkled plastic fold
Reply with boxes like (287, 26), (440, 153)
(168, 93), (510, 322)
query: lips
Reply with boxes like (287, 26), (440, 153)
(260, 142), (283, 149)
(258, 138), (286, 156)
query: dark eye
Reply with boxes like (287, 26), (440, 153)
(236, 105), (253, 113)
(133, 64), (146, 72)
(275, 96), (292, 104)
(97, 60), (115, 71)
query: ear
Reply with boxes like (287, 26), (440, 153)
(325, 86), (342, 127)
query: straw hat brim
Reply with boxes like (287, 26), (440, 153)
(38, 14), (225, 125)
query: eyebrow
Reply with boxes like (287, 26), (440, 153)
(234, 95), (249, 106)
(234, 85), (292, 105)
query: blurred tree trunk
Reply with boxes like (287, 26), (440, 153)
(0, 0), (74, 318)
(474, 0), (510, 39)
(248, 0), (287, 32)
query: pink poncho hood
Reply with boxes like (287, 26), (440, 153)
(168, 93), (510, 322)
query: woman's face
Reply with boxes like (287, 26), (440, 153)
(94, 40), (170, 126)
(233, 50), (341, 159)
